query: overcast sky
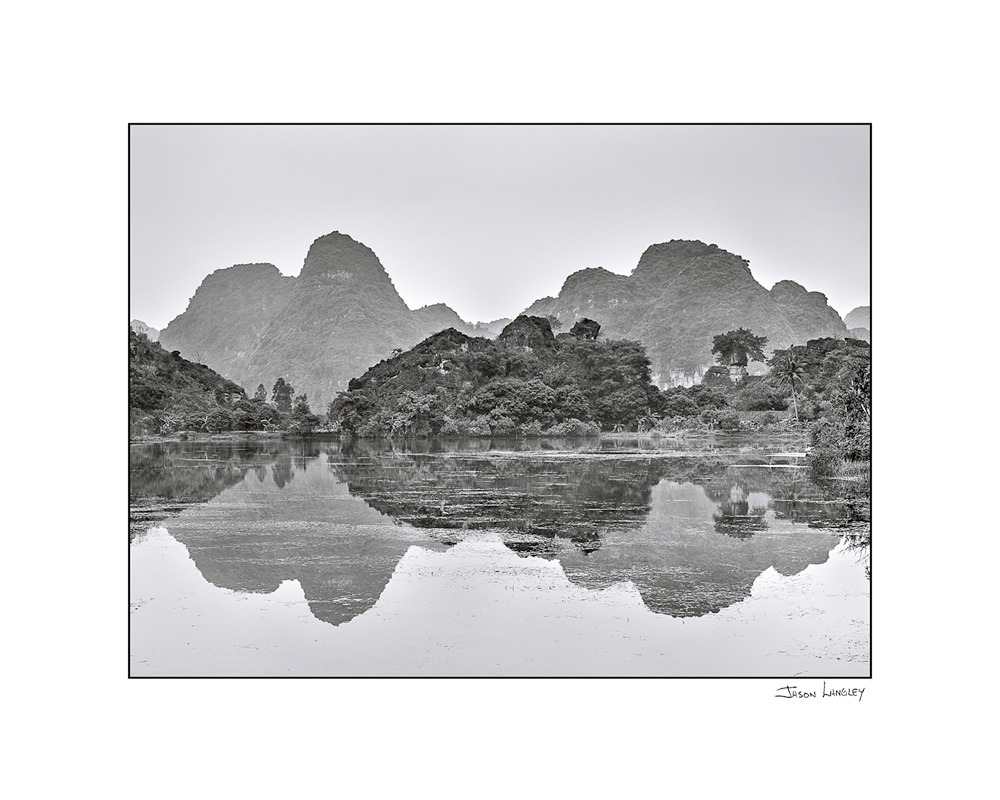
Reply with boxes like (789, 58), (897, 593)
(129, 124), (870, 330)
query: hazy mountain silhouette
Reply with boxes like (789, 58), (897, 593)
(844, 305), (871, 342)
(160, 233), (853, 404)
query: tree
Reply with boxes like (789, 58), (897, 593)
(206, 408), (235, 432)
(545, 314), (563, 332)
(293, 393), (311, 416)
(392, 390), (435, 436)
(711, 328), (768, 367)
(329, 392), (373, 435)
(569, 318), (601, 340)
(254, 384), (268, 403)
(771, 353), (805, 423)
(272, 378), (294, 414)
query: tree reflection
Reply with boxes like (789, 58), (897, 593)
(271, 456), (295, 488)
(327, 446), (681, 552)
(842, 530), (871, 580)
(705, 482), (768, 538)
(129, 440), (285, 539)
(712, 499), (768, 538)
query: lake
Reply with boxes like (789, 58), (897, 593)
(129, 437), (870, 677)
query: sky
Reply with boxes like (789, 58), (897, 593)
(129, 124), (870, 331)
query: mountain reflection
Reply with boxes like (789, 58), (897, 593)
(130, 438), (868, 623)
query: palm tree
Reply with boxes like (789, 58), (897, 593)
(773, 354), (805, 423)
(638, 411), (661, 433)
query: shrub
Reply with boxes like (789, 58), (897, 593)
(519, 420), (544, 437)
(466, 415), (492, 437)
(488, 413), (517, 436)
(206, 408), (235, 432)
(717, 410), (741, 431)
(546, 418), (600, 436)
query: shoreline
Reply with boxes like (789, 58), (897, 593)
(131, 428), (811, 447)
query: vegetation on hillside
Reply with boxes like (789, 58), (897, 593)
(328, 316), (673, 437)
(129, 329), (321, 437)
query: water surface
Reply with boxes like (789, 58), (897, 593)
(129, 437), (870, 676)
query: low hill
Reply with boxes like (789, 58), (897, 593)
(129, 328), (246, 436)
(329, 316), (665, 437)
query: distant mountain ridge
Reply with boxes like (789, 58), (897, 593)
(160, 232), (857, 405)
(844, 305), (870, 330)
(843, 305), (870, 342)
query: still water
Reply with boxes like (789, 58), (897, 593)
(129, 437), (870, 676)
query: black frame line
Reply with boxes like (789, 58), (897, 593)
(128, 122), (873, 681)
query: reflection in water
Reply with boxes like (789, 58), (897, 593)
(710, 484), (769, 538)
(329, 443), (685, 551)
(130, 438), (870, 625)
(842, 531), (871, 580)
(129, 441), (288, 540)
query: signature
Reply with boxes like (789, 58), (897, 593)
(775, 682), (865, 702)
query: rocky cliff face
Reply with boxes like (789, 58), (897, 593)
(159, 263), (296, 385)
(770, 280), (847, 339)
(160, 233), (473, 409)
(525, 240), (848, 384)
(244, 233), (433, 405)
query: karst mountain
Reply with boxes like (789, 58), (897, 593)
(159, 232), (854, 406)
(525, 240), (848, 383)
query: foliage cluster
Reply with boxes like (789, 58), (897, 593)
(760, 337), (871, 475)
(700, 334), (870, 423)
